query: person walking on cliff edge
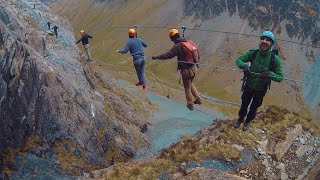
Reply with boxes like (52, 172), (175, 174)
(234, 30), (284, 131)
(47, 22), (51, 31)
(52, 25), (59, 38)
(116, 28), (148, 90)
(76, 30), (93, 62)
(151, 29), (202, 111)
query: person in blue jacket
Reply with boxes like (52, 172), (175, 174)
(117, 29), (148, 90)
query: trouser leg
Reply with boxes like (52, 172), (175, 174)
(134, 60), (142, 83)
(134, 57), (147, 86)
(139, 57), (146, 86)
(238, 89), (254, 121)
(189, 68), (200, 99)
(181, 68), (194, 105)
(84, 44), (91, 60)
(246, 90), (266, 123)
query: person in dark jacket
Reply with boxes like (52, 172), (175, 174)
(76, 30), (93, 61)
(234, 31), (284, 131)
(52, 25), (59, 38)
(117, 29), (148, 90)
(152, 29), (202, 111)
(47, 22), (51, 31)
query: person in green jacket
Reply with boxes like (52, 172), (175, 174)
(234, 31), (284, 131)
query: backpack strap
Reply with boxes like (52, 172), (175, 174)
(270, 52), (275, 71)
(249, 49), (259, 63)
(241, 49), (259, 91)
(265, 51), (276, 90)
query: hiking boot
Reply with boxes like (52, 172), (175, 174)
(233, 118), (244, 129)
(186, 104), (194, 111)
(194, 98), (202, 105)
(242, 123), (250, 131)
(143, 86), (147, 90)
(135, 82), (142, 86)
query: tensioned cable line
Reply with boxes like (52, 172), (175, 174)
(176, 61), (320, 86)
(113, 26), (320, 78)
(100, 62), (225, 117)
(112, 26), (320, 49)
(200, 52), (320, 77)
(103, 61), (242, 106)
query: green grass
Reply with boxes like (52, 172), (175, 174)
(105, 159), (174, 179)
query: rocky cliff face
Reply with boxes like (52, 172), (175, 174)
(0, 0), (151, 176)
(185, 0), (320, 45)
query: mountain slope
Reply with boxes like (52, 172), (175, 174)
(48, 0), (320, 120)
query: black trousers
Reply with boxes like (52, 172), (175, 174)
(238, 86), (266, 123)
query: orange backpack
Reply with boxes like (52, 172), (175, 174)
(180, 40), (200, 65)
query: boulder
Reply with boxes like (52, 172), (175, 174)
(266, 124), (303, 161)
(295, 145), (309, 158)
(184, 167), (248, 180)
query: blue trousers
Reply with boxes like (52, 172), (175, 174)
(133, 57), (146, 86)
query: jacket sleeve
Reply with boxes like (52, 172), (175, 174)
(119, 41), (130, 54)
(75, 37), (83, 44)
(141, 39), (147, 48)
(155, 44), (179, 60)
(269, 55), (284, 82)
(88, 34), (93, 39)
(236, 50), (254, 69)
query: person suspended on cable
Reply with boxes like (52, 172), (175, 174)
(116, 28), (148, 90)
(152, 29), (201, 111)
(76, 30), (93, 62)
(234, 30), (284, 131)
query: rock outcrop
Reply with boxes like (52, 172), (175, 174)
(87, 106), (320, 179)
(0, 0), (151, 176)
(266, 124), (303, 161)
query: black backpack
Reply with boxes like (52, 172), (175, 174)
(241, 49), (278, 91)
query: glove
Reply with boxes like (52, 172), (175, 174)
(116, 50), (120, 53)
(243, 64), (251, 76)
(259, 72), (271, 79)
(151, 56), (157, 60)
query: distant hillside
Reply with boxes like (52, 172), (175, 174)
(185, 0), (320, 44)
(48, 0), (320, 120)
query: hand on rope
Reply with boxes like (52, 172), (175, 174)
(243, 63), (251, 76)
(116, 50), (120, 53)
(259, 72), (271, 79)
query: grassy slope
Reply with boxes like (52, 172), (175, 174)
(50, 0), (314, 120)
